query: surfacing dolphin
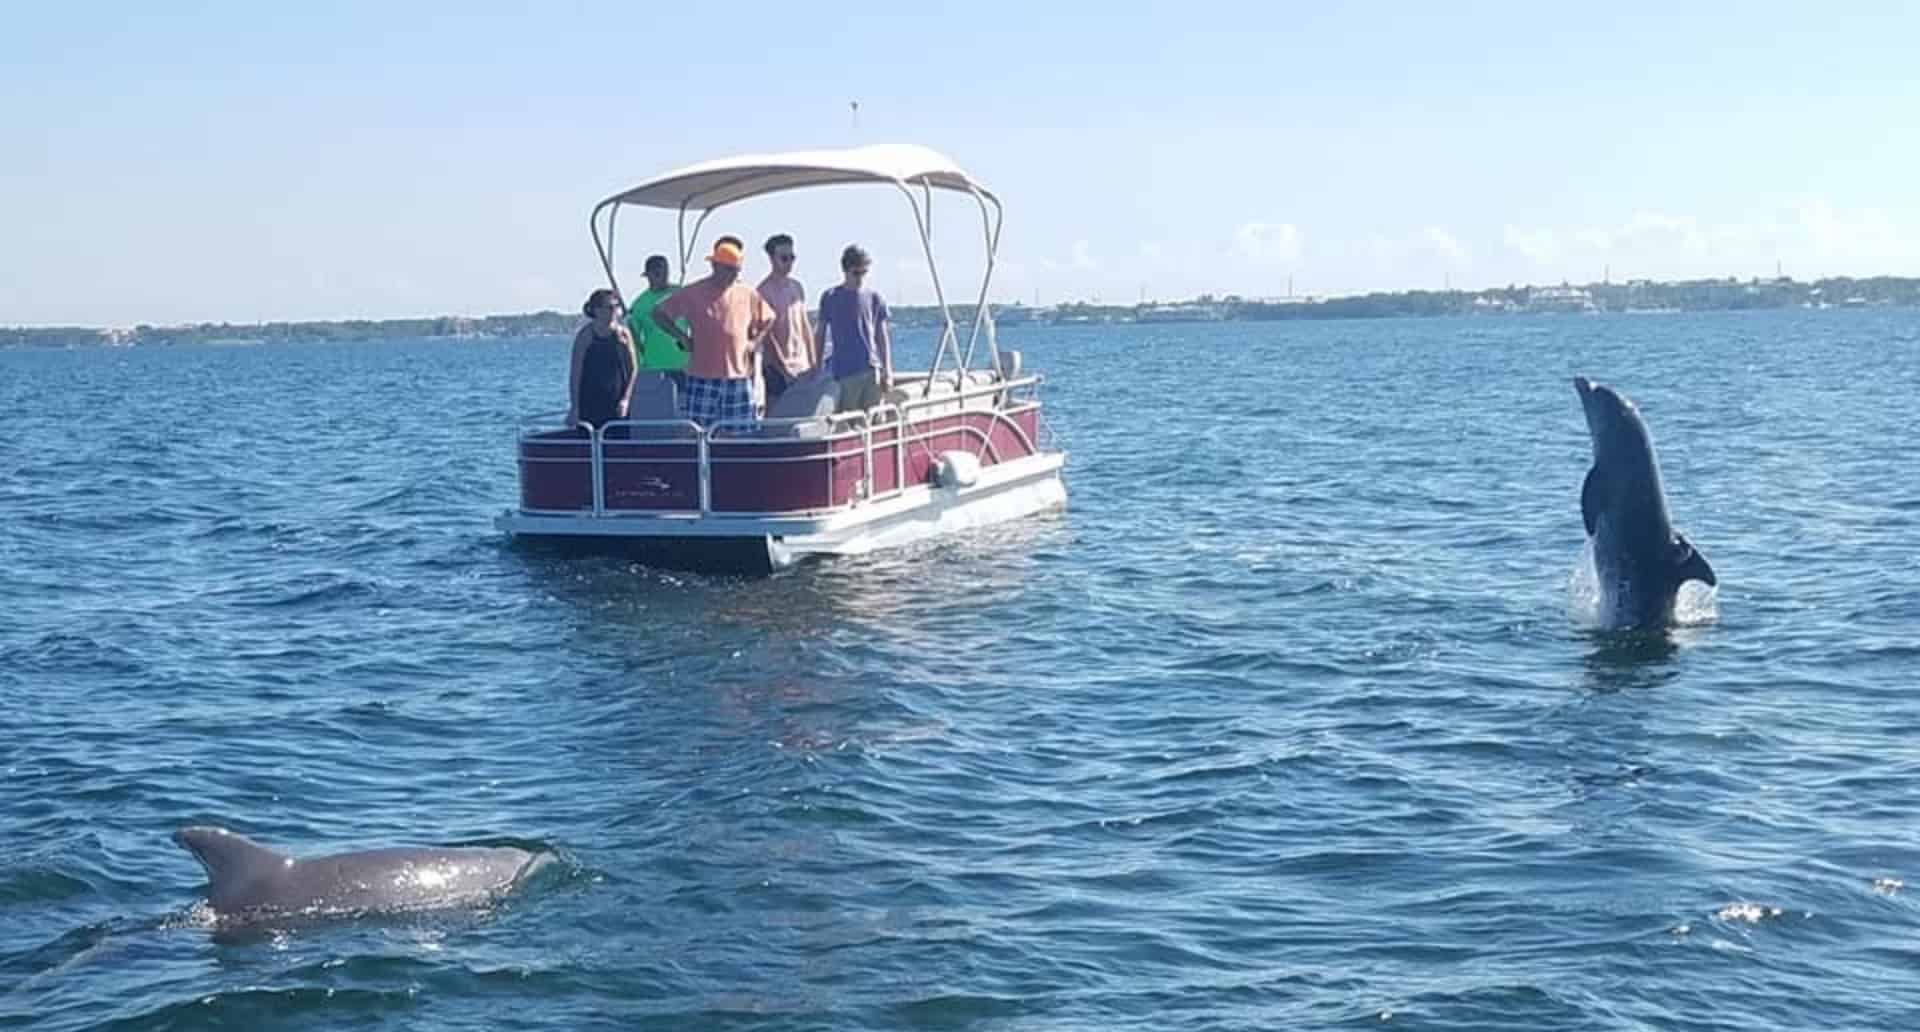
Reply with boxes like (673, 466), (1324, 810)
(1573, 376), (1716, 629)
(174, 825), (551, 919)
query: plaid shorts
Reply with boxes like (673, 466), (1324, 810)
(683, 375), (757, 428)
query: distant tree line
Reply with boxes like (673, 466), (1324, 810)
(894, 276), (1920, 324)
(0, 311), (579, 350)
(6, 276), (1918, 349)
(1234, 276), (1920, 320)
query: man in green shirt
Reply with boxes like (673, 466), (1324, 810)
(626, 254), (690, 392)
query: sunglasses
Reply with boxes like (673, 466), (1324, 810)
(775, 253), (796, 262)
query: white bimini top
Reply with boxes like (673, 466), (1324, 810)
(599, 143), (997, 214)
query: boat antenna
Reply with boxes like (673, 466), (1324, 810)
(850, 100), (860, 131)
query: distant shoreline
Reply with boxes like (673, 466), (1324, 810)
(5, 275), (1916, 350)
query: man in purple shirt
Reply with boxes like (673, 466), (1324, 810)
(818, 244), (893, 413)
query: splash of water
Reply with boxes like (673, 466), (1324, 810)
(1673, 579), (1719, 627)
(1566, 538), (1604, 628)
(1566, 537), (1719, 629)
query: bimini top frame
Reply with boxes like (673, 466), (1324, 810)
(588, 143), (1005, 389)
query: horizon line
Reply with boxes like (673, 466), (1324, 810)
(3, 271), (1914, 332)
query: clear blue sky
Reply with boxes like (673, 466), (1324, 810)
(3, 1), (1916, 325)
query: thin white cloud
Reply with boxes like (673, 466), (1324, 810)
(1503, 224), (1561, 263)
(1233, 222), (1303, 264)
(1799, 200), (1902, 260)
(1505, 202), (1917, 278)
(1573, 212), (1707, 254)
(993, 258), (1031, 284)
(1364, 225), (1468, 264)
(986, 202), (1912, 306)
(1420, 226), (1468, 263)
(1505, 199), (1912, 262)
(1040, 239), (1100, 273)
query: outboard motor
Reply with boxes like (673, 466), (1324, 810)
(996, 349), (1022, 381)
(933, 451), (981, 489)
(994, 350), (1022, 405)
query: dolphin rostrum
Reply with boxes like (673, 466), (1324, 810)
(174, 825), (550, 918)
(1573, 376), (1716, 629)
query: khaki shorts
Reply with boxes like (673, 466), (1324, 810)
(835, 369), (885, 412)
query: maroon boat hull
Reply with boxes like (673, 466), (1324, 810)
(518, 406), (1041, 515)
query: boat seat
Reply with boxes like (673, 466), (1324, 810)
(629, 373), (679, 419)
(767, 368), (839, 419)
(715, 369), (839, 439)
(883, 370), (1001, 413)
(614, 373), (699, 439)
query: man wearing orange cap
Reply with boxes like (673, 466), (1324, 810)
(651, 235), (777, 428)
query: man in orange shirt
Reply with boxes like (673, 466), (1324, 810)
(652, 236), (776, 428)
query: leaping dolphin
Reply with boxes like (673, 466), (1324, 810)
(1573, 376), (1716, 629)
(174, 825), (550, 919)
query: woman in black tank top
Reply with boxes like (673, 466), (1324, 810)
(568, 288), (636, 432)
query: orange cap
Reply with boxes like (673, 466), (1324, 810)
(708, 240), (744, 267)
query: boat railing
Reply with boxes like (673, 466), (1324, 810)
(517, 372), (1047, 518)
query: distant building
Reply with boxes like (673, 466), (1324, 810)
(1136, 302), (1228, 323)
(1526, 285), (1597, 313)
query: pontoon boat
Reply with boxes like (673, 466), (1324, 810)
(495, 145), (1068, 573)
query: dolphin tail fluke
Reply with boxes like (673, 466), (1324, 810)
(174, 826), (288, 888)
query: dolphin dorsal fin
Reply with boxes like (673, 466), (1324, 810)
(175, 826), (290, 898)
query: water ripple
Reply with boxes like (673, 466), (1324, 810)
(4, 314), (1919, 1029)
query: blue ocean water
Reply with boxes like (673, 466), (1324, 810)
(2, 309), (1918, 1030)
